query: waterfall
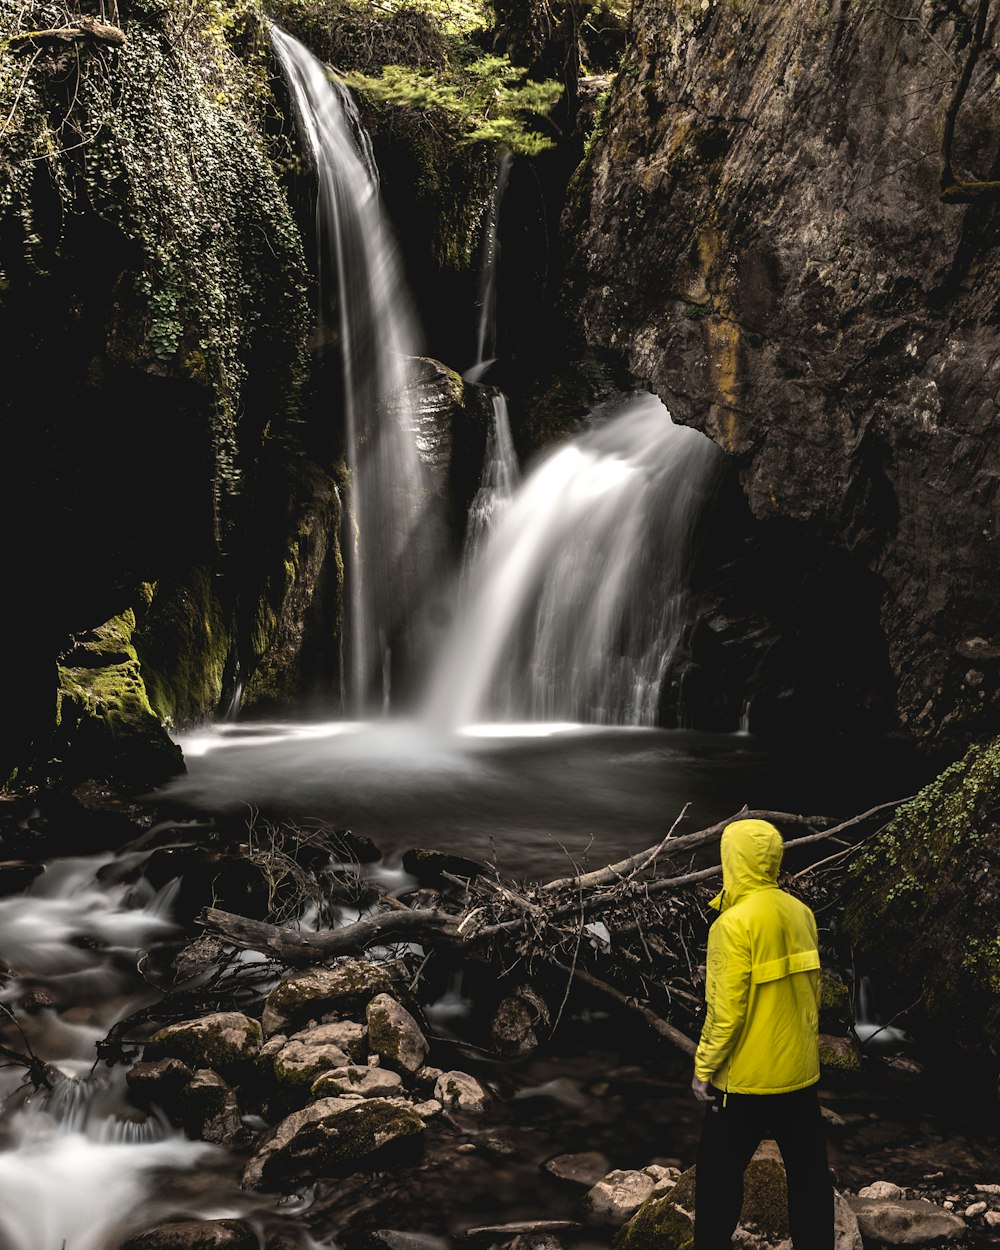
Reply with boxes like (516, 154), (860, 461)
(421, 393), (723, 730)
(270, 25), (441, 714)
(463, 391), (520, 565)
(466, 147), (513, 383)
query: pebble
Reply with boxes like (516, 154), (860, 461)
(974, 1183), (1000, 1194)
(857, 1181), (904, 1200)
(964, 1201), (987, 1217)
(984, 1212), (1000, 1229)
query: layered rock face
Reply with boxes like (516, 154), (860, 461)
(564, 0), (1000, 751)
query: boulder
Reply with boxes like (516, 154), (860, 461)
(366, 994), (428, 1076)
(261, 960), (396, 1035)
(582, 1169), (658, 1226)
(433, 1070), (490, 1113)
(613, 1144), (862, 1250)
(242, 1095), (425, 1191)
(176, 1069), (245, 1145)
(845, 1196), (966, 1244)
(118, 1218), (257, 1249)
(271, 1021), (367, 1091)
(545, 1151), (614, 1187)
(311, 1063), (405, 1100)
(144, 1013), (262, 1077)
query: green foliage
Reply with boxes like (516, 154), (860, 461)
(340, 54), (564, 156)
(843, 735), (1000, 1057)
(0, 0), (312, 543)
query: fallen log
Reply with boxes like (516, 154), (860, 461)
(193, 798), (910, 1058)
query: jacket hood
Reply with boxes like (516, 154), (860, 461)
(709, 819), (783, 911)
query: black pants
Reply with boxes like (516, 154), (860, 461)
(694, 1083), (834, 1250)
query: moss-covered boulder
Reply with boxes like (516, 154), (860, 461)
(613, 1154), (790, 1250)
(365, 993), (428, 1076)
(310, 1062), (404, 1100)
(241, 1095), (425, 1190)
(819, 1034), (862, 1078)
(54, 612), (185, 789)
(120, 1218), (258, 1249)
(144, 1012), (262, 1077)
(843, 735), (1000, 1059)
(270, 1021), (367, 1093)
(261, 959), (398, 1034)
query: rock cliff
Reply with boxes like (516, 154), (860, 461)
(563, 0), (1000, 752)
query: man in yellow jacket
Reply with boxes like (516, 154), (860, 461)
(691, 818), (834, 1250)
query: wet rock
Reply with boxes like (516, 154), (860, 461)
(613, 1145), (862, 1250)
(242, 1095), (425, 1191)
(311, 1062), (405, 1100)
(545, 1151), (614, 1186)
(582, 1169), (658, 1226)
(400, 847), (489, 887)
(845, 1196), (966, 1243)
(858, 1181), (904, 1200)
(366, 993), (428, 1076)
(819, 1034), (862, 1076)
(271, 1022), (367, 1091)
(489, 986), (550, 1057)
(176, 1068), (245, 1144)
(434, 1070), (490, 1112)
(119, 1218), (258, 1248)
(125, 1057), (194, 1110)
(262, 960), (397, 1035)
(361, 1232), (450, 1250)
(144, 1012), (262, 1077)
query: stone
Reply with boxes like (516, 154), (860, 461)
(545, 1151), (614, 1186)
(984, 1211), (1000, 1228)
(176, 1069), (245, 1144)
(818, 1034), (862, 1075)
(582, 1169), (657, 1226)
(858, 1181), (904, 1200)
(433, 1070), (490, 1113)
(964, 1201), (987, 1217)
(311, 1064), (405, 1099)
(366, 993), (428, 1075)
(119, 1218), (258, 1248)
(845, 1196), (966, 1243)
(242, 1095), (425, 1191)
(613, 1147), (862, 1250)
(144, 1012), (262, 1076)
(261, 960), (396, 1035)
(125, 1057), (194, 1110)
(271, 1023), (365, 1090)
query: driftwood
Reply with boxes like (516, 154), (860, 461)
(196, 798), (909, 1058)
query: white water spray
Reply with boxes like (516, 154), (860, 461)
(422, 393), (723, 730)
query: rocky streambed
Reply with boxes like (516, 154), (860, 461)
(0, 788), (997, 1250)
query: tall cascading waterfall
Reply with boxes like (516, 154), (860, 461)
(466, 147), (513, 385)
(421, 393), (724, 730)
(271, 26), (443, 714)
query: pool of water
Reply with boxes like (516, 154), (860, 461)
(154, 720), (932, 881)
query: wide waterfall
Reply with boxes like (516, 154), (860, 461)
(421, 393), (724, 731)
(271, 26), (442, 714)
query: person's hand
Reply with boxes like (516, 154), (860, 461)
(691, 1076), (714, 1103)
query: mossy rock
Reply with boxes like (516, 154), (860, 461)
(843, 735), (1000, 1058)
(145, 1012), (262, 1076)
(614, 1156), (789, 1250)
(242, 1096), (425, 1190)
(819, 968), (852, 1032)
(819, 1033), (862, 1076)
(262, 960), (398, 1034)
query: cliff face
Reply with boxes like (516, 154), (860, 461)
(564, 0), (1000, 751)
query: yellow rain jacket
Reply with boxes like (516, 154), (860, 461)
(693, 819), (821, 1095)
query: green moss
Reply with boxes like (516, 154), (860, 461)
(843, 735), (1000, 1057)
(614, 1178), (695, 1250)
(1, 0), (312, 545)
(819, 968), (851, 1030)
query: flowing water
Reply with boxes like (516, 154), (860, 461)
(271, 25), (444, 714)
